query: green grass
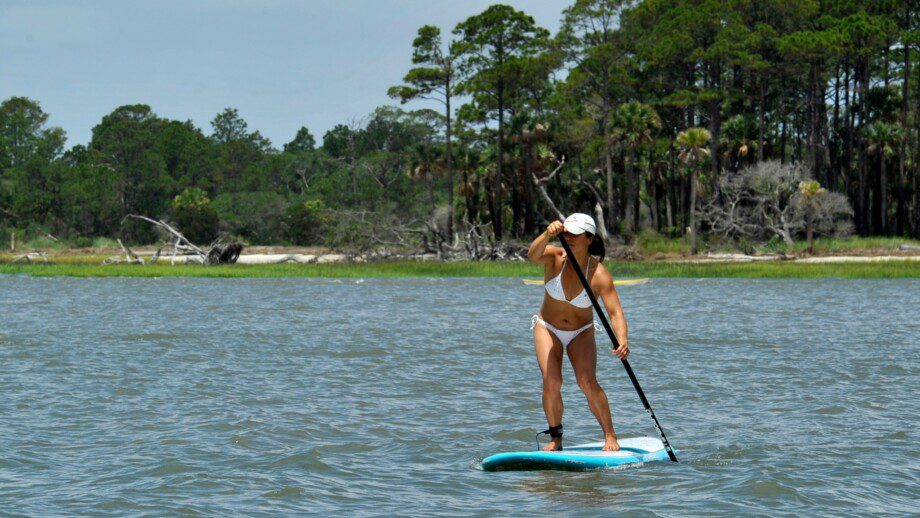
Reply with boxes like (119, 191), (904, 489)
(775, 236), (920, 254)
(0, 261), (539, 278)
(634, 233), (920, 256)
(607, 260), (920, 278)
(0, 253), (112, 264)
(92, 237), (120, 248)
(634, 231), (691, 255)
(2, 259), (918, 278)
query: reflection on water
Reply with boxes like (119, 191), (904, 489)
(0, 276), (917, 514)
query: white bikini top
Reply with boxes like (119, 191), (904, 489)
(544, 255), (594, 309)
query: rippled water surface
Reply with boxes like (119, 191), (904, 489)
(1, 275), (918, 515)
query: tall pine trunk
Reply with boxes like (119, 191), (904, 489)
(880, 154), (888, 234)
(808, 62), (818, 178)
(843, 64), (853, 197)
(523, 139), (535, 235)
(914, 37), (920, 238)
(634, 156), (642, 232)
(604, 119), (616, 236)
(651, 168), (660, 232)
(667, 137), (676, 229)
(856, 59), (868, 235)
(494, 81), (505, 240)
(460, 154), (476, 224)
(780, 76), (788, 163)
(831, 65), (840, 183)
(914, 41), (920, 238)
(445, 87), (454, 239)
(758, 73), (766, 163)
(820, 82), (832, 189)
(690, 166), (698, 255)
(510, 166), (521, 237)
(898, 38), (908, 235)
(708, 62), (721, 180)
(624, 151), (636, 236)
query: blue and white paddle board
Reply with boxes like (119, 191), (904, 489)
(482, 436), (671, 471)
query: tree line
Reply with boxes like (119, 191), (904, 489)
(1, 0), (917, 253)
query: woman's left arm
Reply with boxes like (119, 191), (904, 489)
(594, 264), (629, 359)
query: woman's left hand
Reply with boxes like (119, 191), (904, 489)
(612, 340), (629, 360)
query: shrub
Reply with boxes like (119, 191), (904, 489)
(71, 236), (93, 248)
(172, 188), (219, 245)
(285, 199), (330, 246)
(92, 237), (120, 249)
(212, 191), (286, 244)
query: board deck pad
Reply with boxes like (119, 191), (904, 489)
(482, 437), (670, 472)
(522, 278), (650, 286)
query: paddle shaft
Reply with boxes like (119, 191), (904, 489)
(557, 236), (678, 463)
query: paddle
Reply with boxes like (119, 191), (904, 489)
(556, 235), (678, 463)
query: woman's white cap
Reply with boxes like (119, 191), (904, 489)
(564, 213), (596, 235)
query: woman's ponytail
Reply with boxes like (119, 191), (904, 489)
(588, 233), (606, 262)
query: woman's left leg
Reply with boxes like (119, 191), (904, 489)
(567, 330), (620, 451)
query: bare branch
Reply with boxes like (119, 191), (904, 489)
(124, 215), (205, 256)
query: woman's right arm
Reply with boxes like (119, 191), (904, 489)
(527, 221), (564, 264)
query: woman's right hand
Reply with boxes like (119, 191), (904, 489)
(547, 221), (565, 237)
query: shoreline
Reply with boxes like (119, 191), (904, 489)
(2, 259), (919, 279)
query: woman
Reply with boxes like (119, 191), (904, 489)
(526, 213), (629, 452)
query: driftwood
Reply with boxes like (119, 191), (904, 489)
(365, 217), (527, 262)
(106, 215), (244, 266)
(11, 251), (48, 264)
(127, 215), (206, 256)
(207, 242), (244, 264)
(103, 239), (144, 265)
(898, 244), (920, 251)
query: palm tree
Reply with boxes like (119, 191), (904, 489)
(798, 179), (826, 255)
(720, 115), (759, 171)
(865, 122), (903, 234)
(405, 141), (445, 215)
(676, 127), (711, 255)
(610, 101), (661, 236)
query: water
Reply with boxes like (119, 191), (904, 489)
(1, 275), (918, 515)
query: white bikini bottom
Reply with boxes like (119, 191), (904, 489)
(531, 314), (599, 347)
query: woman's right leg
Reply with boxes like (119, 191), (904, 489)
(533, 320), (564, 451)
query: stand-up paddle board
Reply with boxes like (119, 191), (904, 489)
(522, 278), (650, 286)
(482, 437), (671, 472)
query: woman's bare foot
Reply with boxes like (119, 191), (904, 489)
(602, 433), (620, 451)
(542, 437), (562, 451)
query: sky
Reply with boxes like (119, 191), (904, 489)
(0, 0), (570, 148)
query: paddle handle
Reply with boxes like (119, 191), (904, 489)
(557, 236), (678, 463)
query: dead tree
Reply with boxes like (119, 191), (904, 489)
(531, 155), (566, 222)
(102, 239), (144, 264)
(11, 251), (48, 264)
(111, 215), (244, 265)
(701, 161), (853, 247)
(531, 155), (610, 242)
